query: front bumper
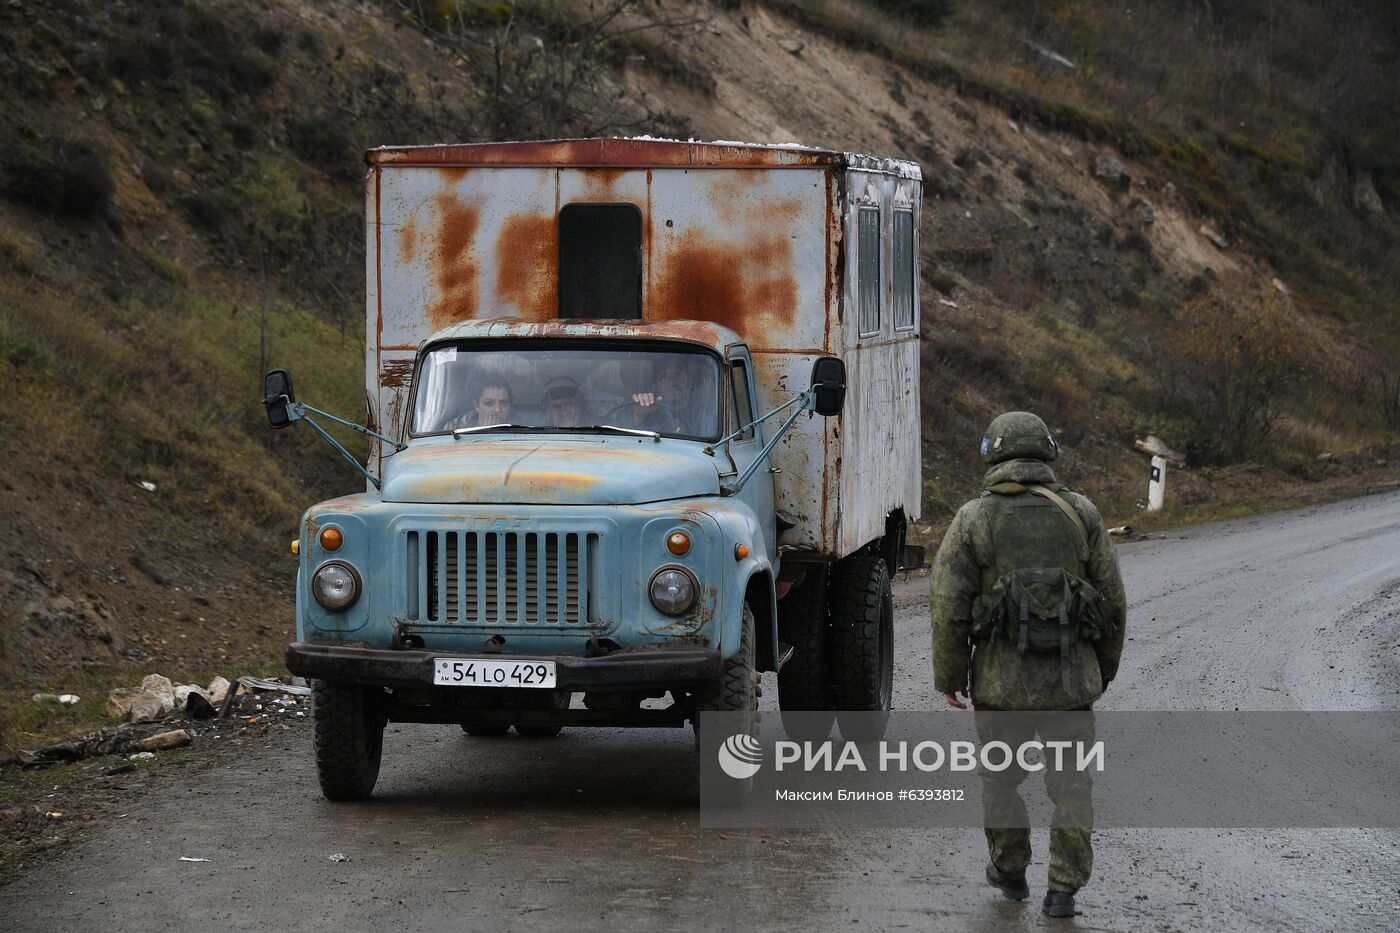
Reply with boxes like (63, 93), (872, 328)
(286, 641), (720, 691)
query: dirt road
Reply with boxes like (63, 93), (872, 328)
(3, 493), (1398, 931)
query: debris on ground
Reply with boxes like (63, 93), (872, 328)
(106, 673), (248, 723)
(31, 693), (81, 705)
(178, 856), (209, 863)
(4, 681), (313, 769)
(136, 730), (192, 752)
(238, 676), (312, 697)
(206, 676), (232, 706)
(105, 687), (164, 723)
(328, 853), (350, 863)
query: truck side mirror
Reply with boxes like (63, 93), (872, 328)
(263, 369), (297, 429)
(809, 357), (846, 417)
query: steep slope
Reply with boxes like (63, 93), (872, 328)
(1, 0), (1397, 751)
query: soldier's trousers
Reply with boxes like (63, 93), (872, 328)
(974, 709), (1096, 893)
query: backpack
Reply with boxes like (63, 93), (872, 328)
(971, 482), (1111, 692)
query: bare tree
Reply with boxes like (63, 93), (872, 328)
(394, 1), (704, 141)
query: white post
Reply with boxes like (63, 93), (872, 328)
(1147, 455), (1167, 512)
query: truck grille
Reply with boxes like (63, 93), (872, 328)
(404, 530), (597, 625)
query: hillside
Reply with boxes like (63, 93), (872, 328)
(2, 0), (1398, 752)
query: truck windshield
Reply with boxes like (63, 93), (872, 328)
(411, 343), (723, 441)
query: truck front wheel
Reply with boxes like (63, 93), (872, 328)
(830, 554), (894, 741)
(694, 605), (757, 805)
(313, 679), (386, 801)
(696, 603), (757, 715)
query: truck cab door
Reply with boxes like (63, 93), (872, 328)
(725, 346), (776, 558)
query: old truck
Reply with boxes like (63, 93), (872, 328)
(265, 138), (922, 800)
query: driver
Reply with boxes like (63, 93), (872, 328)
(630, 360), (696, 434)
(445, 377), (512, 431)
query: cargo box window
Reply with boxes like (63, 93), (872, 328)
(858, 207), (881, 336)
(558, 203), (642, 320)
(894, 210), (915, 331)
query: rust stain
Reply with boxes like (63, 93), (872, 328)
(495, 213), (558, 322)
(398, 217), (418, 264)
(650, 233), (798, 338)
(380, 359), (415, 389)
(370, 138), (841, 169)
(581, 166), (628, 199)
(427, 194), (480, 328)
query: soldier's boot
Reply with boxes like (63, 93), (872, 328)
(1042, 891), (1076, 918)
(985, 863), (1029, 901)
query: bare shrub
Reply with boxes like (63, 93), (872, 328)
(861, 0), (958, 30)
(1379, 371), (1400, 431)
(1156, 293), (1305, 464)
(0, 139), (113, 219)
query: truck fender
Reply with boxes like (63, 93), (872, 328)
(720, 561), (777, 671)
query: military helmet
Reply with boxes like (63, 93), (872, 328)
(979, 411), (1059, 464)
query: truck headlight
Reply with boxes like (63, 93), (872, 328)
(649, 567), (697, 615)
(313, 561), (361, 610)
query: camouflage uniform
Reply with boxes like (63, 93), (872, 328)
(931, 444), (1127, 895)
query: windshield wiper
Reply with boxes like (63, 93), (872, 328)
(451, 423), (540, 436)
(451, 423), (663, 441)
(582, 424), (662, 441)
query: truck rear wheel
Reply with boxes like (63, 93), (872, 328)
(829, 554), (894, 741)
(777, 567), (835, 741)
(313, 679), (386, 801)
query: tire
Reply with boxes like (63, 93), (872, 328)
(830, 554), (894, 742)
(696, 603), (757, 715)
(777, 567), (835, 741)
(515, 690), (569, 738)
(460, 722), (509, 737)
(313, 679), (386, 801)
(695, 605), (757, 806)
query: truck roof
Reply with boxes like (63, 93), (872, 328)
(367, 137), (922, 180)
(424, 318), (744, 351)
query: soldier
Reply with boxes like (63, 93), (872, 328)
(929, 411), (1127, 919)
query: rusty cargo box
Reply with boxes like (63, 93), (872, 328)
(364, 138), (921, 560)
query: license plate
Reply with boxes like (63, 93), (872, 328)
(433, 658), (557, 689)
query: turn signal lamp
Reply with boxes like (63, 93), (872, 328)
(735, 544), (750, 560)
(290, 539), (299, 555)
(667, 531), (691, 556)
(320, 527), (344, 551)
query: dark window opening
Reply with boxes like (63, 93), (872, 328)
(858, 207), (881, 336)
(894, 210), (915, 331)
(558, 203), (642, 320)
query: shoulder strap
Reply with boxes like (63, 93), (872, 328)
(1026, 484), (1088, 543)
(985, 482), (1026, 495)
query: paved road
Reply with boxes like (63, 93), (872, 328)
(4, 493), (1400, 931)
